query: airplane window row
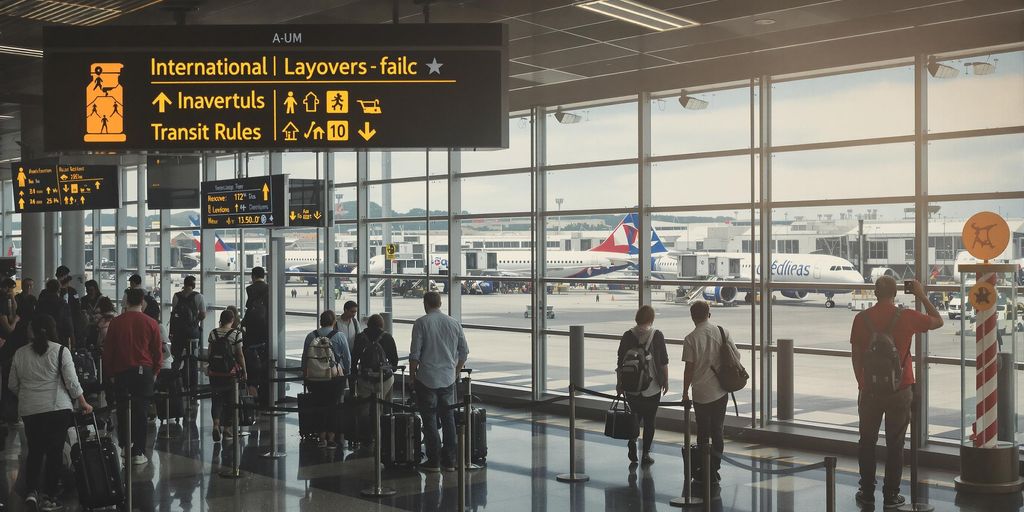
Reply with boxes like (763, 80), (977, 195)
(829, 265), (856, 271)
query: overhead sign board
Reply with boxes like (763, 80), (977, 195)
(11, 161), (118, 212)
(288, 179), (325, 228)
(201, 174), (287, 229)
(43, 24), (508, 151)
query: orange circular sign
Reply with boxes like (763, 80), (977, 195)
(968, 281), (997, 312)
(961, 211), (1010, 261)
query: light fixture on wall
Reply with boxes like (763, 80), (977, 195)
(927, 56), (959, 78)
(678, 91), (708, 110)
(576, 0), (699, 32)
(965, 61), (996, 75)
(554, 109), (582, 124)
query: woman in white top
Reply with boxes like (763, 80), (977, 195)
(10, 315), (93, 512)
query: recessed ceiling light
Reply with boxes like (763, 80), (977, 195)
(754, 18), (776, 25)
(576, 0), (700, 32)
(0, 45), (42, 58)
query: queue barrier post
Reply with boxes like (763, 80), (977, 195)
(458, 422), (467, 511)
(124, 393), (133, 512)
(825, 456), (836, 512)
(221, 376), (243, 478)
(361, 370), (396, 497)
(670, 400), (703, 508)
(555, 384), (589, 483)
(262, 366), (286, 458)
(157, 388), (176, 440)
(265, 358), (285, 417)
(703, 444), (712, 512)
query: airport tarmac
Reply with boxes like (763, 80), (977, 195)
(97, 277), (1022, 443)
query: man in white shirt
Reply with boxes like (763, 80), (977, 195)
(682, 301), (740, 491)
(336, 300), (362, 345)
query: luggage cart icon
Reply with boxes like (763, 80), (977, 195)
(357, 99), (382, 114)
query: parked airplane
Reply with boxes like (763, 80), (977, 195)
(180, 217), (237, 272)
(364, 213), (662, 279)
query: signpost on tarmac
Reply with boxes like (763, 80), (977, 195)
(42, 24), (508, 152)
(11, 161), (118, 212)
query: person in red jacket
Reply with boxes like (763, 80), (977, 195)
(103, 287), (163, 465)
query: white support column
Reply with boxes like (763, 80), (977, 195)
(322, 151), (336, 313)
(913, 53), (930, 446)
(114, 163), (128, 305)
(532, 106), (548, 399)
(356, 151), (370, 313)
(757, 75), (773, 428)
(60, 210), (85, 294)
(200, 154), (217, 324)
(159, 209), (172, 323)
(638, 92), (652, 307)
(44, 212), (58, 278)
(268, 152), (286, 368)
(448, 149), (462, 322)
(136, 162), (147, 284)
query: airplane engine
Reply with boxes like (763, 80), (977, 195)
(702, 286), (737, 304)
(869, 267), (896, 282)
(781, 290), (808, 300)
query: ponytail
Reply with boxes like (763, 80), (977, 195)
(30, 315), (58, 355)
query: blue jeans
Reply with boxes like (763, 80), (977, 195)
(415, 380), (456, 465)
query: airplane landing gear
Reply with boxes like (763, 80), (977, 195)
(824, 294), (836, 309)
(744, 292), (754, 304)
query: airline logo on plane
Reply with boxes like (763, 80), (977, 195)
(755, 260), (812, 277)
(592, 214), (668, 255)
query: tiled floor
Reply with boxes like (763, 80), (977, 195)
(0, 401), (1021, 511)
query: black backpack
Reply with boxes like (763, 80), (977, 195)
(359, 332), (393, 380)
(617, 330), (654, 395)
(142, 293), (161, 321)
(712, 326), (748, 393)
(169, 291), (199, 337)
(207, 329), (238, 377)
(862, 310), (906, 396)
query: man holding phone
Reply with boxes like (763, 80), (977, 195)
(850, 276), (943, 509)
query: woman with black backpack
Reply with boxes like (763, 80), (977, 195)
(616, 305), (669, 465)
(206, 309), (247, 443)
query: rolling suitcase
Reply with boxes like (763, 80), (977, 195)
(225, 387), (256, 428)
(70, 413), (125, 511)
(73, 348), (102, 394)
(380, 412), (422, 467)
(297, 390), (321, 442)
(155, 368), (185, 420)
(455, 407), (488, 464)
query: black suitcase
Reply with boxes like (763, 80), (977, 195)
(70, 413), (125, 511)
(297, 392), (321, 441)
(455, 406), (488, 464)
(73, 348), (102, 394)
(224, 388), (256, 428)
(604, 397), (639, 440)
(155, 369), (185, 420)
(380, 412), (422, 467)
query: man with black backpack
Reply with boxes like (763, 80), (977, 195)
(682, 301), (741, 495)
(851, 277), (942, 509)
(243, 267), (270, 406)
(170, 276), (205, 391)
(352, 313), (400, 402)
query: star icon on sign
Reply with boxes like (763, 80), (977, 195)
(426, 57), (444, 75)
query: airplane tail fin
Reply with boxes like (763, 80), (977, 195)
(188, 214), (233, 252)
(591, 213), (669, 255)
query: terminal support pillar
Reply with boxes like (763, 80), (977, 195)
(21, 214), (44, 287)
(777, 339), (794, 421)
(44, 212), (58, 278)
(269, 233), (286, 403)
(61, 210), (85, 293)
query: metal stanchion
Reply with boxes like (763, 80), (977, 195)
(556, 384), (589, 483)
(125, 393), (133, 512)
(703, 445), (712, 512)
(221, 377), (242, 478)
(265, 357), (285, 416)
(361, 371), (396, 497)
(825, 456), (837, 512)
(261, 392), (286, 459)
(458, 423), (467, 511)
(670, 400), (702, 508)
(777, 338), (794, 421)
(898, 383), (934, 512)
(158, 389), (176, 439)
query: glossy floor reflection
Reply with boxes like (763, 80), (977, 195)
(0, 401), (1020, 511)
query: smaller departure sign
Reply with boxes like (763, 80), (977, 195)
(11, 161), (118, 212)
(288, 179), (325, 228)
(201, 174), (287, 229)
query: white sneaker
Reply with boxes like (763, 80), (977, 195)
(131, 454), (149, 465)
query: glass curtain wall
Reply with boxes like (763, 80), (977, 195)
(4, 44), (1021, 445)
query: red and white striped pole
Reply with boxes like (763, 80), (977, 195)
(973, 271), (999, 448)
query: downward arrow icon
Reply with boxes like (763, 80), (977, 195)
(358, 121), (376, 141)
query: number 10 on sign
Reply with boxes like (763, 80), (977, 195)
(327, 120), (349, 141)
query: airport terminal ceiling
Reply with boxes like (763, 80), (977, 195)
(0, 0), (1022, 443)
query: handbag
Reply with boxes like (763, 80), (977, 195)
(603, 395), (640, 440)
